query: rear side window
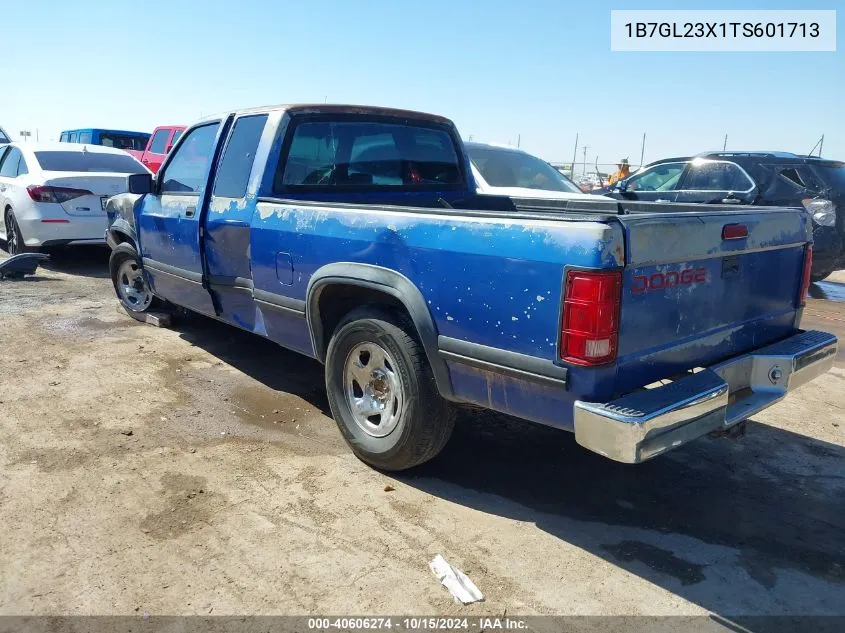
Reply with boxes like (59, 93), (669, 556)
(627, 162), (685, 192)
(148, 129), (170, 154)
(69, 132), (78, 143)
(275, 120), (461, 191)
(0, 148), (23, 177)
(160, 123), (220, 194)
(213, 115), (267, 198)
(78, 132), (92, 144)
(683, 161), (754, 191)
(35, 151), (144, 173)
(60, 132), (68, 142)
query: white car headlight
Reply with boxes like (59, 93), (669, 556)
(802, 198), (836, 227)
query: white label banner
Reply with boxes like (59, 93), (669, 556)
(611, 10), (836, 52)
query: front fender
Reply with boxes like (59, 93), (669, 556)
(105, 193), (142, 249)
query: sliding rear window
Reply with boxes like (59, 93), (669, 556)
(274, 119), (461, 192)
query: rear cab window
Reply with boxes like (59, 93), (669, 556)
(273, 118), (462, 193)
(100, 133), (148, 151)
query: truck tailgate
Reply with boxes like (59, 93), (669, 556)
(614, 207), (810, 394)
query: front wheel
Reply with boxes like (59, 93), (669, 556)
(325, 307), (455, 471)
(110, 243), (157, 313)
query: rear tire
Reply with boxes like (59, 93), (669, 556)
(4, 209), (32, 255)
(325, 307), (455, 471)
(110, 242), (158, 314)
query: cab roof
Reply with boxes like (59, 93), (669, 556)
(199, 103), (455, 126)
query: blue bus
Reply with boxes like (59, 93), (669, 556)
(59, 128), (151, 153)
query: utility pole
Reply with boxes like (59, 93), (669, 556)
(571, 133), (579, 179)
(517, 134), (521, 149)
(582, 145), (589, 178)
(819, 134), (824, 157)
(723, 134), (728, 151)
(639, 133), (646, 168)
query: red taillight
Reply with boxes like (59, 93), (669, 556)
(799, 245), (813, 307)
(560, 269), (622, 366)
(722, 224), (748, 240)
(27, 185), (92, 204)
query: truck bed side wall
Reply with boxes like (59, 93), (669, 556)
(244, 200), (625, 430)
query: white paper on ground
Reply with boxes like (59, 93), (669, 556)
(429, 554), (484, 604)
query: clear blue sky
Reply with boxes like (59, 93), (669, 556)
(3, 0), (841, 168)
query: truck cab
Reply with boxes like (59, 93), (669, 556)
(134, 125), (186, 174)
(105, 103), (838, 472)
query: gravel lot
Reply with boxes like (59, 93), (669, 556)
(1, 248), (843, 622)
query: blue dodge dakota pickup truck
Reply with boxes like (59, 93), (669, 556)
(105, 104), (838, 471)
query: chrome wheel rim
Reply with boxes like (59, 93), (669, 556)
(344, 342), (403, 437)
(6, 214), (19, 255)
(116, 259), (153, 312)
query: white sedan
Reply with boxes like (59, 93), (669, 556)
(0, 142), (147, 255)
(466, 141), (612, 201)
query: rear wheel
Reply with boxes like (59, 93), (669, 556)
(4, 209), (30, 255)
(110, 243), (156, 313)
(325, 307), (455, 471)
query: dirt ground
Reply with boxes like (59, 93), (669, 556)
(0, 249), (843, 621)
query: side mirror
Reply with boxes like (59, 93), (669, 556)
(128, 173), (153, 195)
(616, 179), (629, 193)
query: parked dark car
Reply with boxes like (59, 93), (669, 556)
(596, 152), (845, 281)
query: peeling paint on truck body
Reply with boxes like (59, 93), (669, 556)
(108, 104), (816, 435)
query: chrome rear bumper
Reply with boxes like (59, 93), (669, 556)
(573, 330), (838, 463)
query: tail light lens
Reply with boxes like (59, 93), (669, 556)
(27, 185), (92, 204)
(799, 245), (813, 307)
(560, 269), (622, 366)
(801, 198), (836, 227)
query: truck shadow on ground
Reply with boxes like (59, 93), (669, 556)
(404, 409), (845, 623)
(40, 245), (110, 279)
(175, 314), (331, 417)
(161, 311), (844, 624)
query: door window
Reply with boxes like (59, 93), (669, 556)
(0, 148), (23, 178)
(69, 132), (78, 143)
(170, 130), (183, 147)
(148, 129), (170, 154)
(683, 161), (754, 191)
(213, 115), (268, 198)
(626, 162), (685, 192)
(78, 132), (92, 144)
(159, 123), (220, 194)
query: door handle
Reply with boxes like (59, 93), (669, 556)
(722, 197), (741, 204)
(185, 206), (196, 218)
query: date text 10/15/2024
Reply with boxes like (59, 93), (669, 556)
(307, 617), (528, 630)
